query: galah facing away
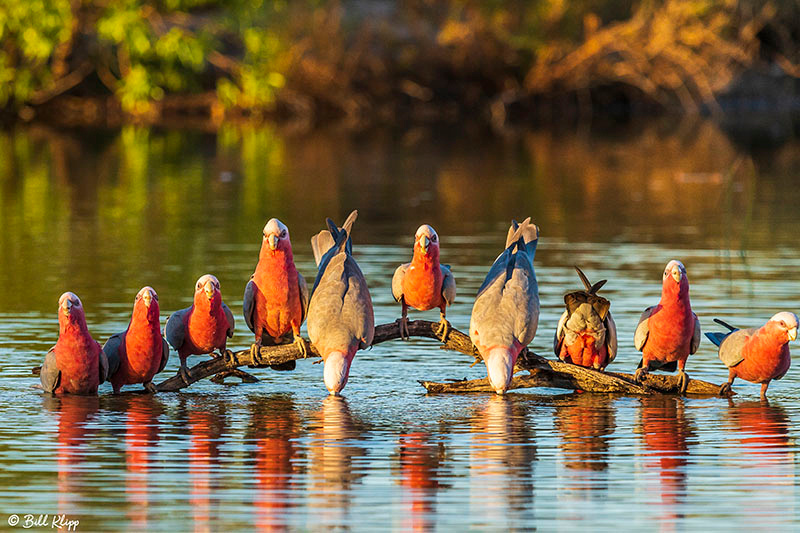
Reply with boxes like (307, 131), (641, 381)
(391, 224), (456, 341)
(41, 292), (109, 395)
(243, 218), (309, 371)
(706, 312), (797, 398)
(634, 260), (701, 393)
(102, 286), (170, 393)
(166, 274), (235, 384)
(307, 210), (374, 395)
(469, 218), (540, 394)
(554, 267), (617, 370)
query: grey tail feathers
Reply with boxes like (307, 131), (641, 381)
(713, 318), (737, 332)
(705, 332), (728, 348)
(504, 217), (539, 260)
(310, 210), (358, 265)
(574, 266), (607, 294)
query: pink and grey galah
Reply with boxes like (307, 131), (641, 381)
(166, 274), (235, 384)
(634, 260), (701, 393)
(40, 292), (109, 395)
(392, 224), (456, 341)
(102, 286), (170, 393)
(306, 210), (375, 395)
(243, 217), (309, 371)
(706, 312), (797, 398)
(554, 267), (617, 371)
(469, 218), (540, 394)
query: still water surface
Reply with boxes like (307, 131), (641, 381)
(0, 119), (799, 531)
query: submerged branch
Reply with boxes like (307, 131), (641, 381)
(155, 319), (731, 397)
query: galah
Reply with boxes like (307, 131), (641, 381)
(706, 312), (797, 398)
(391, 224), (456, 340)
(102, 286), (170, 393)
(554, 267), (617, 370)
(634, 260), (701, 393)
(243, 218), (309, 371)
(166, 274), (235, 384)
(40, 292), (109, 395)
(469, 218), (540, 394)
(306, 210), (374, 395)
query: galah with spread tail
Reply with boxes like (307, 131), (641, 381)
(40, 292), (109, 395)
(243, 218), (309, 371)
(392, 224), (456, 341)
(554, 267), (617, 370)
(307, 210), (374, 395)
(102, 286), (169, 393)
(634, 260), (701, 393)
(166, 274), (235, 384)
(706, 312), (797, 398)
(469, 218), (539, 394)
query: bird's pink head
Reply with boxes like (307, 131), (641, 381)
(194, 274), (222, 308)
(261, 218), (292, 254)
(661, 260), (689, 298)
(58, 292), (88, 332)
(323, 349), (355, 396)
(133, 286), (160, 322)
(768, 312), (798, 343)
(413, 224), (440, 261)
(485, 346), (517, 395)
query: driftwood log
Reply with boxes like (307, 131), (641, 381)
(154, 319), (731, 397)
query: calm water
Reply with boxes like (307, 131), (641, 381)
(1, 118), (799, 531)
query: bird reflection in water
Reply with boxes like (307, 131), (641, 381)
(553, 392), (616, 504)
(638, 396), (695, 532)
(245, 395), (302, 532)
(187, 401), (226, 533)
(45, 395), (100, 517)
(121, 395), (164, 530)
(307, 396), (367, 530)
(395, 432), (446, 532)
(469, 395), (535, 528)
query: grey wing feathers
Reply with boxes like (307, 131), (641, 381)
(159, 337), (170, 373)
(243, 278), (256, 333)
(554, 310), (568, 357)
(298, 272), (309, 322)
(690, 312), (701, 354)
(222, 303), (235, 338)
(40, 348), (61, 393)
(165, 308), (189, 350)
(392, 263), (409, 303)
(605, 312), (618, 364)
(441, 265), (456, 306)
(102, 332), (124, 379)
(718, 328), (755, 368)
(99, 344), (110, 383)
(634, 306), (655, 351)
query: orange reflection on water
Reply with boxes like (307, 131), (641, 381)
(123, 396), (163, 530)
(188, 405), (225, 533)
(397, 432), (444, 532)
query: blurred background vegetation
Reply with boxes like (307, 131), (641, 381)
(0, 0), (797, 129)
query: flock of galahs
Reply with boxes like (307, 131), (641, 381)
(40, 212), (798, 399)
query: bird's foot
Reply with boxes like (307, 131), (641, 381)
(396, 317), (410, 341)
(435, 315), (452, 343)
(719, 382), (732, 397)
(677, 370), (690, 394)
(211, 368), (259, 384)
(144, 381), (158, 394)
(223, 349), (236, 365)
(634, 367), (648, 383)
(293, 334), (309, 358)
(179, 364), (192, 385)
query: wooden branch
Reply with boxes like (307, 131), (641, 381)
(155, 319), (731, 397)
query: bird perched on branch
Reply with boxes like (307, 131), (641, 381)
(307, 210), (374, 395)
(392, 224), (456, 341)
(470, 218), (540, 394)
(243, 218), (309, 371)
(102, 286), (169, 393)
(40, 292), (109, 395)
(634, 260), (701, 393)
(554, 267), (617, 370)
(706, 313), (797, 398)
(166, 274), (235, 384)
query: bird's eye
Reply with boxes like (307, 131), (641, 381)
(780, 321), (786, 327)
(281, 230), (287, 237)
(432, 235), (438, 242)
